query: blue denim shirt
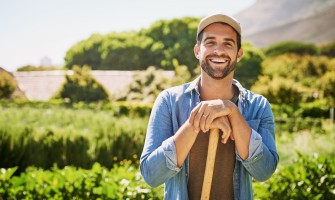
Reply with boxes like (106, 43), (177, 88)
(140, 78), (279, 200)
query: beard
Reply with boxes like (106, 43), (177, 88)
(200, 55), (237, 80)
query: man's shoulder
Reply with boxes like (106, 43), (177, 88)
(161, 82), (194, 97)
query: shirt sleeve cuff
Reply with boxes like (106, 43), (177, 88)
(162, 137), (182, 172)
(236, 129), (263, 162)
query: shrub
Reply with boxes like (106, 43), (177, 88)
(264, 41), (317, 57)
(0, 105), (149, 172)
(235, 42), (265, 89)
(254, 153), (335, 200)
(318, 42), (335, 57)
(122, 66), (170, 103)
(251, 76), (302, 104)
(0, 163), (163, 199)
(54, 65), (109, 102)
(0, 69), (17, 99)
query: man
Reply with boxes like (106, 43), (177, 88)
(140, 13), (279, 200)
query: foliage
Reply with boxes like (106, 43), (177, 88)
(17, 65), (63, 71)
(0, 162), (163, 199)
(235, 42), (265, 89)
(142, 17), (199, 73)
(64, 34), (105, 69)
(122, 66), (171, 103)
(169, 59), (192, 86)
(0, 104), (148, 172)
(64, 17), (200, 74)
(251, 76), (302, 104)
(318, 41), (335, 57)
(252, 54), (335, 103)
(99, 32), (155, 70)
(254, 153), (335, 200)
(0, 69), (17, 99)
(264, 41), (318, 57)
(0, 100), (334, 199)
(121, 59), (194, 103)
(54, 65), (109, 102)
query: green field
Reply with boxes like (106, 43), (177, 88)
(0, 102), (334, 199)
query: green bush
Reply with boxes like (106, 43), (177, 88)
(54, 65), (109, 102)
(254, 153), (335, 200)
(0, 105), (149, 172)
(235, 42), (265, 89)
(0, 99), (152, 118)
(0, 69), (17, 99)
(318, 42), (335, 57)
(253, 54), (334, 104)
(122, 66), (170, 103)
(264, 41), (317, 57)
(0, 163), (163, 199)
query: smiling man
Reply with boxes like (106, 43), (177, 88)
(140, 13), (279, 200)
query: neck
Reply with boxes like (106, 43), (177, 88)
(199, 73), (235, 101)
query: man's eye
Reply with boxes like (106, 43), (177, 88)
(205, 41), (215, 45)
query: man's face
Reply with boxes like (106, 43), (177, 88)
(194, 23), (243, 80)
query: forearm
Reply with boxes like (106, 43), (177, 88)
(241, 133), (279, 181)
(173, 121), (199, 167)
(228, 104), (251, 160)
(140, 137), (181, 187)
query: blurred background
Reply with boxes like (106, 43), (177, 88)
(0, 0), (334, 199)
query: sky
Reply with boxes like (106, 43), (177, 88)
(0, 0), (256, 72)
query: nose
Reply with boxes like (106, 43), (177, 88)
(213, 49), (226, 56)
(213, 44), (226, 56)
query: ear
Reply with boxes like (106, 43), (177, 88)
(237, 48), (243, 62)
(194, 44), (200, 59)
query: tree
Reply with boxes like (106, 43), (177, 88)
(143, 17), (199, 73)
(235, 42), (264, 89)
(64, 34), (104, 69)
(64, 17), (200, 73)
(54, 66), (109, 102)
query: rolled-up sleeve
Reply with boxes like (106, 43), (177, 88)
(140, 91), (181, 187)
(237, 100), (279, 182)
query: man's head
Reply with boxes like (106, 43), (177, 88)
(194, 13), (243, 80)
(196, 13), (241, 50)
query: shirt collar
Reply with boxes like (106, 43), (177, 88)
(185, 76), (244, 95)
(185, 76), (201, 94)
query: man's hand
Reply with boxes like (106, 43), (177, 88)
(210, 116), (235, 144)
(189, 99), (237, 143)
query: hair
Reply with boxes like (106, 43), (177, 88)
(196, 22), (241, 50)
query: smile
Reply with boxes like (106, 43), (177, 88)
(209, 58), (229, 64)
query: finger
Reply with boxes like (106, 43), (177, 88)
(218, 118), (231, 144)
(204, 110), (227, 131)
(193, 103), (208, 131)
(230, 133), (235, 141)
(222, 128), (232, 144)
(200, 112), (210, 132)
(189, 103), (201, 125)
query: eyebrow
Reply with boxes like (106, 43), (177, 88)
(203, 36), (236, 44)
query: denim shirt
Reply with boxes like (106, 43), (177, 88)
(140, 78), (279, 200)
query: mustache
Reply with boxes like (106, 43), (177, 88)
(207, 54), (230, 59)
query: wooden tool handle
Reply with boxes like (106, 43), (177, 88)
(201, 128), (220, 200)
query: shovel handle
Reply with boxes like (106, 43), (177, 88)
(201, 128), (220, 200)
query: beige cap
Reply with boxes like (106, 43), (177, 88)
(197, 13), (241, 39)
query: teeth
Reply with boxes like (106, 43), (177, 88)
(211, 58), (228, 63)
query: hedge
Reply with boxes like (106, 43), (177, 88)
(0, 162), (163, 199)
(0, 105), (148, 173)
(253, 153), (335, 199)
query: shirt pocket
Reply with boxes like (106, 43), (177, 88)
(247, 119), (261, 130)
